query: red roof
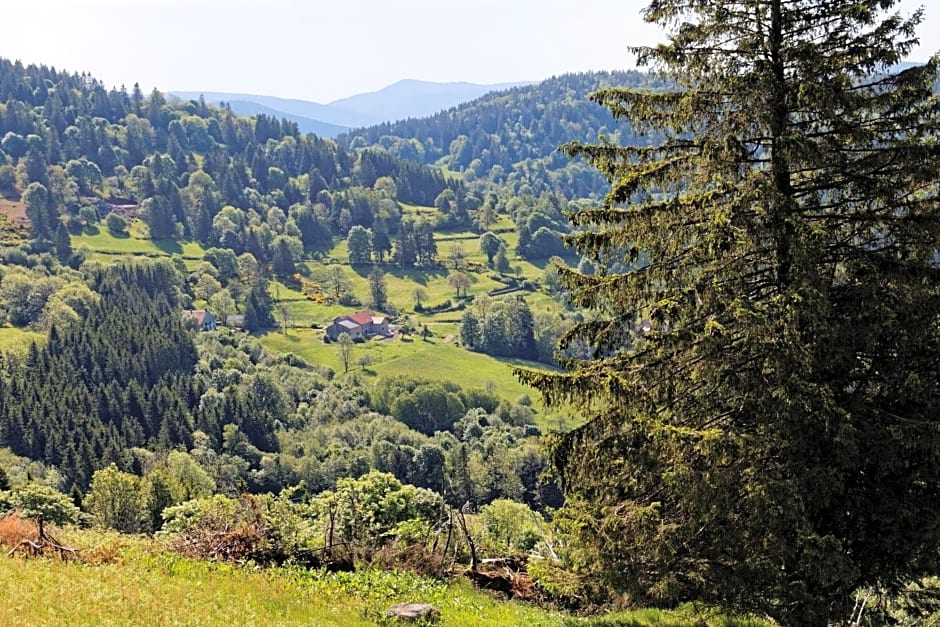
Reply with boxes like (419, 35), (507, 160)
(182, 309), (210, 325)
(348, 310), (375, 325)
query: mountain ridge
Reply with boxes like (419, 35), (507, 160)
(171, 79), (529, 137)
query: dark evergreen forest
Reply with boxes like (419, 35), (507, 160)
(0, 262), (276, 488)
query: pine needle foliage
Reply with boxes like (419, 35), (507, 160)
(518, 1), (940, 623)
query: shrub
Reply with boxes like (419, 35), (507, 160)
(2, 484), (81, 527)
(338, 293), (361, 307)
(0, 513), (38, 549)
(105, 212), (128, 235)
(162, 492), (316, 566)
(0, 164), (16, 191)
(478, 499), (545, 557)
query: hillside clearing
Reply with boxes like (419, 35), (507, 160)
(259, 329), (574, 429)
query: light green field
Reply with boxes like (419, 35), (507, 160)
(73, 227), (206, 260)
(0, 534), (766, 627)
(259, 330), (556, 419)
(280, 262), (513, 326)
(399, 202), (439, 220)
(0, 540), (564, 627)
(260, 328), (441, 376)
(326, 238), (349, 263)
(0, 326), (43, 354)
(488, 215), (517, 231)
(371, 341), (546, 405)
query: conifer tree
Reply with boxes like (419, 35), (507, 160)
(520, 1), (940, 622)
(54, 222), (72, 265)
(368, 267), (388, 311)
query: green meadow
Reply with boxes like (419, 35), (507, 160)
(69, 210), (575, 429)
(73, 226), (206, 260)
(0, 533), (769, 627)
(258, 329), (573, 429)
(0, 545), (555, 626)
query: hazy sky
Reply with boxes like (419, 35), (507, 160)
(2, 0), (937, 103)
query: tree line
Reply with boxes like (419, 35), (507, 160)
(0, 57), (462, 264)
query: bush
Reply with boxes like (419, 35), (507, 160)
(1, 484), (81, 527)
(0, 164), (16, 191)
(478, 499), (545, 557)
(162, 492), (316, 566)
(105, 212), (128, 235)
(338, 293), (361, 307)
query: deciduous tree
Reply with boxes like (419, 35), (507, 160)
(346, 225), (373, 265)
(479, 231), (503, 266)
(84, 464), (145, 533)
(325, 264), (352, 301)
(336, 332), (354, 374)
(368, 267), (388, 310)
(447, 271), (471, 298)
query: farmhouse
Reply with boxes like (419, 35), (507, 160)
(182, 309), (217, 331)
(326, 309), (390, 340)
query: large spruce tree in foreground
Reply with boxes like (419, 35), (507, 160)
(520, 0), (940, 623)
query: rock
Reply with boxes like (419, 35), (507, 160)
(385, 602), (441, 623)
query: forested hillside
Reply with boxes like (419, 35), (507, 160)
(2, 0), (938, 619)
(339, 71), (666, 198)
(0, 57), (456, 254)
(0, 56), (565, 518)
(0, 263), (207, 486)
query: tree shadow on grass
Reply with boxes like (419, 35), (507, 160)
(153, 238), (183, 255)
(523, 253), (580, 271)
(349, 263), (448, 286)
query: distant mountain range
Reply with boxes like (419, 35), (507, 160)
(171, 79), (528, 137)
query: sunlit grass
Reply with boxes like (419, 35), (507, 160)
(73, 227), (206, 259)
(0, 530), (770, 627)
(0, 325), (43, 355)
(259, 329), (559, 422)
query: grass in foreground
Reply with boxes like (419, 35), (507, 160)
(0, 531), (769, 627)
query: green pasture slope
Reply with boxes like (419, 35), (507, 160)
(259, 329), (572, 427)
(72, 225), (206, 267)
(0, 532), (769, 626)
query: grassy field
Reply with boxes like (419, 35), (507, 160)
(369, 341), (543, 403)
(259, 330), (567, 424)
(282, 259), (518, 328)
(0, 532), (769, 627)
(73, 226), (206, 260)
(67, 214), (574, 426)
(0, 543), (560, 626)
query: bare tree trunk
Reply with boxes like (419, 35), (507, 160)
(456, 504), (478, 572)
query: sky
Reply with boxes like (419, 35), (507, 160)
(1, 0), (937, 104)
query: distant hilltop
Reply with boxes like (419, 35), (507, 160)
(171, 79), (530, 138)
